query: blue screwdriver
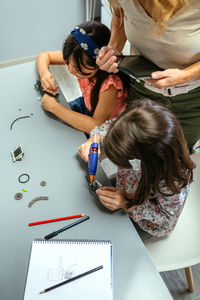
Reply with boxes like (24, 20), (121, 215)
(88, 130), (99, 182)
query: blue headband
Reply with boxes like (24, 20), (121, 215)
(71, 27), (100, 59)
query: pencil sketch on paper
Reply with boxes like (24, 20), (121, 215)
(47, 257), (80, 281)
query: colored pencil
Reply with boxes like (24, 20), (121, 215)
(28, 213), (86, 226)
(39, 265), (103, 294)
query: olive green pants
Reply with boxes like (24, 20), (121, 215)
(128, 79), (200, 149)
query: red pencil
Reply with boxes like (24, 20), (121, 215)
(28, 213), (86, 226)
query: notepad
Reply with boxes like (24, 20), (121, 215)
(118, 55), (163, 79)
(23, 239), (113, 300)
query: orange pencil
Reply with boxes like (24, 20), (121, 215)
(28, 213), (86, 226)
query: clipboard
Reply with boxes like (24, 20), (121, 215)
(118, 55), (163, 79)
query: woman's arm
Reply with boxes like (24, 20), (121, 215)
(41, 85), (118, 134)
(96, 8), (127, 73)
(37, 51), (65, 94)
(108, 8), (127, 54)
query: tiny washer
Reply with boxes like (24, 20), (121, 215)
(15, 192), (23, 200)
(40, 181), (46, 186)
(18, 173), (30, 183)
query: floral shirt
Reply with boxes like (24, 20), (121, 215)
(90, 120), (190, 237)
(78, 74), (128, 119)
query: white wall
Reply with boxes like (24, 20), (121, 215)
(0, 0), (85, 63)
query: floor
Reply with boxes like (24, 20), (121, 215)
(51, 65), (200, 300)
(161, 264), (200, 300)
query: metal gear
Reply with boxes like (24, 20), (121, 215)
(14, 192), (23, 200)
(40, 181), (46, 186)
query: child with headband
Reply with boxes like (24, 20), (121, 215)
(78, 99), (195, 239)
(37, 21), (129, 134)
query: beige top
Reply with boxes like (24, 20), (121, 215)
(118, 0), (200, 70)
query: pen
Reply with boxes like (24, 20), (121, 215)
(28, 213), (86, 226)
(44, 215), (89, 240)
(39, 265), (103, 294)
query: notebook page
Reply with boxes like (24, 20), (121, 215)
(24, 240), (113, 300)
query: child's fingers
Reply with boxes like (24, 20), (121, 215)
(41, 72), (57, 93)
(44, 87), (56, 95)
(99, 186), (118, 192)
(98, 194), (120, 211)
(98, 194), (114, 203)
(77, 143), (90, 162)
(96, 188), (116, 199)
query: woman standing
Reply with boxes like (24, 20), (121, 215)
(97, 0), (200, 150)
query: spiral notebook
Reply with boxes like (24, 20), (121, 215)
(23, 239), (113, 300)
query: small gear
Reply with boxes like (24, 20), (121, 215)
(14, 192), (23, 200)
(40, 181), (46, 186)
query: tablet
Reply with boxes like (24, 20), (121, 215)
(118, 55), (163, 79)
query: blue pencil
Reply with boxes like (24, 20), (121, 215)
(44, 215), (89, 240)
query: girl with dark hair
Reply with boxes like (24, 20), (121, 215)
(37, 21), (129, 134)
(78, 99), (195, 238)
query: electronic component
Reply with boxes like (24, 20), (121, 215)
(85, 176), (102, 193)
(11, 145), (24, 162)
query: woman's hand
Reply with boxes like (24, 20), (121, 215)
(41, 71), (58, 95)
(96, 46), (121, 73)
(146, 68), (188, 89)
(96, 186), (134, 211)
(42, 94), (58, 113)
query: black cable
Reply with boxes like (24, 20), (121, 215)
(10, 115), (31, 130)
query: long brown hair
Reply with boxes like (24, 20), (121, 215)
(103, 99), (195, 207)
(109, 0), (190, 35)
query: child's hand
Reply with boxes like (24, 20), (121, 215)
(78, 136), (101, 163)
(78, 141), (92, 163)
(41, 71), (58, 95)
(42, 94), (58, 113)
(96, 186), (133, 211)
